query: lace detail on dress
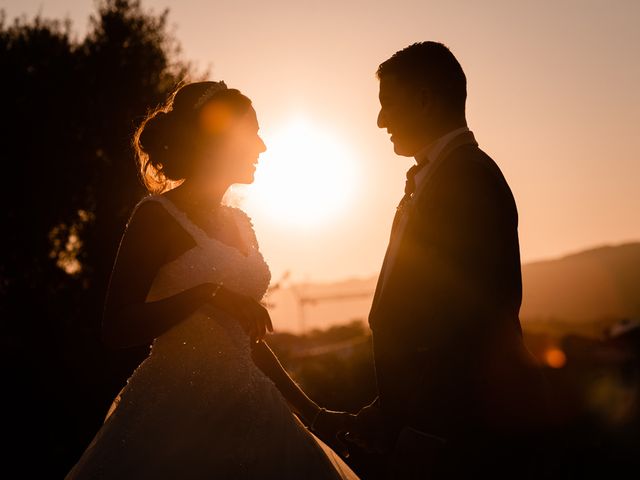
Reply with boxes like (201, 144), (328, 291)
(134, 194), (271, 304)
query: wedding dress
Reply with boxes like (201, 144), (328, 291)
(66, 194), (358, 479)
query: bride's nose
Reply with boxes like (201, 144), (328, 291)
(257, 135), (267, 153)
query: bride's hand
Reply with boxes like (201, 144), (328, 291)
(206, 285), (273, 342)
(311, 408), (357, 458)
(239, 297), (274, 343)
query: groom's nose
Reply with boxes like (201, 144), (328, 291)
(377, 109), (386, 129)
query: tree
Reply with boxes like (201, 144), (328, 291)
(0, 1), (197, 475)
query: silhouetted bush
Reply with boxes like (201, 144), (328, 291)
(0, 1), (196, 475)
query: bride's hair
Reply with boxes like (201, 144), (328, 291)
(133, 81), (252, 193)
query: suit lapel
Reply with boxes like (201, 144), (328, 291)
(368, 131), (479, 324)
(370, 207), (404, 317)
(412, 131), (478, 203)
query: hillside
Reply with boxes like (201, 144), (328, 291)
(267, 242), (640, 333)
(520, 242), (640, 322)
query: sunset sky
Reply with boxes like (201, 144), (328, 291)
(7, 0), (640, 283)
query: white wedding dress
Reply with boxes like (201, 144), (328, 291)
(66, 195), (358, 479)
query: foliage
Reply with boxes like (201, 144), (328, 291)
(0, 1), (196, 475)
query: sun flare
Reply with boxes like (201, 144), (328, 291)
(244, 117), (357, 228)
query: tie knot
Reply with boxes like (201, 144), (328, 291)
(404, 162), (427, 196)
(406, 163), (422, 180)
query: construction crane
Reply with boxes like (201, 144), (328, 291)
(267, 271), (374, 333)
(289, 286), (373, 333)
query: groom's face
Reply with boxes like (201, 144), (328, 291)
(377, 74), (428, 157)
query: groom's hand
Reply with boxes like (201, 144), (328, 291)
(345, 403), (391, 454)
(311, 409), (357, 458)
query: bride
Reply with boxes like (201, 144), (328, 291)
(66, 81), (359, 479)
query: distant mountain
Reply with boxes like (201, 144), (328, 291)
(520, 242), (640, 322)
(267, 242), (640, 333)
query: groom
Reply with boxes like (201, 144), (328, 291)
(343, 42), (552, 478)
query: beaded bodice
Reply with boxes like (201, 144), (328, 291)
(138, 194), (271, 304)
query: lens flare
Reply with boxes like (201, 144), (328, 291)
(543, 347), (567, 369)
(198, 101), (235, 135)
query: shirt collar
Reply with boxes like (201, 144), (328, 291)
(414, 126), (470, 166)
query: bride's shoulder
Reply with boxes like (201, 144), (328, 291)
(223, 205), (254, 228)
(125, 195), (173, 230)
(223, 205), (259, 244)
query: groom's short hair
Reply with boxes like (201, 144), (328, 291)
(377, 41), (467, 116)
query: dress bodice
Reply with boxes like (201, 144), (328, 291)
(66, 195), (358, 480)
(135, 194), (271, 304)
(104, 193), (273, 405)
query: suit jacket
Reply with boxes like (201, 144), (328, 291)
(368, 132), (550, 453)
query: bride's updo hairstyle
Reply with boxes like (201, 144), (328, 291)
(134, 81), (253, 193)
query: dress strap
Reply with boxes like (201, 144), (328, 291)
(133, 195), (256, 257)
(136, 194), (211, 247)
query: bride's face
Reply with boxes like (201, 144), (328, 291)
(199, 106), (266, 185)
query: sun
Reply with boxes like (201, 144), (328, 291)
(244, 117), (357, 228)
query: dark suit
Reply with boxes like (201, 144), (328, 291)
(368, 131), (551, 477)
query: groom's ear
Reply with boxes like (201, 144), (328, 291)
(418, 86), (432, 110)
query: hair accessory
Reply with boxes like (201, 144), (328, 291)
(193, 81), (228, 111)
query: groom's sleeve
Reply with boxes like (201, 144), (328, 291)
(411, 158), (519, 346)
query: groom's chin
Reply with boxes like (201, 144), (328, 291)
(389, 137), (413, 157)
(392, 143), (415, 157)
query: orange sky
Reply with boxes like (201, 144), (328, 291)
(8, 0), (640, 283)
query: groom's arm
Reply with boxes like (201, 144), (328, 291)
(412, 156), (518, 338)
(396, 156), (521, 429)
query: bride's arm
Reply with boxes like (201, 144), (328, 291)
(103, 282), (218, 349)
(103, 201), (223, 349)
(250, 340), (321, 423)
(251, 340), (356, 451)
